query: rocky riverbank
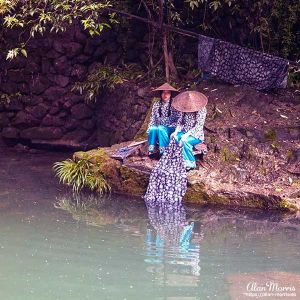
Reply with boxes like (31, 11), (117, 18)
(73, 80), (300, 211)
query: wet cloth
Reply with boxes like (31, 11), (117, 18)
(144, 139), (187, 207)
(174, 132), (202, 169)
(148, 125), (175, 153)
(198, 35), (289, 91)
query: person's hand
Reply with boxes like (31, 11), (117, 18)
(170, 132), (176, 139)
(181, 133), (189, 142)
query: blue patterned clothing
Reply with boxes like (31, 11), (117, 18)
(147, 99), (180, 132)
(176, 107), (207, 140)
(148, 125), (175, 153)
(174, 132), (202, 169)
(147, 99), (179, 153)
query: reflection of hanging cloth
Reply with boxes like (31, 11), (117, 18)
(198, 34), (289, 91)
(144, 139), (187, 207)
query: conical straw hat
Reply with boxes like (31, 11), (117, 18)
(152, 82), (178, 92)
(172, 90), (208, 112)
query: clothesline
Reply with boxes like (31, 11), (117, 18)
(107, 8), (300, 69)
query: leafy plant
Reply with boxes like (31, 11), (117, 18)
(1, 0), (115, 59)
(72, 63), (143, 102)
(0, 91), (21, 104)
(288, 66), (300, 89)
(53, 155), (111, 193)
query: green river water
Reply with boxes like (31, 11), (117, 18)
(0, 148), (299, 300)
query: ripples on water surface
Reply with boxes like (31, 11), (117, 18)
(0, 149), (300, 299)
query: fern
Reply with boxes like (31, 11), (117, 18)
(53, 157), (111, 194)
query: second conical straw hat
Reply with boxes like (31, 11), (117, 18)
(172, 90), (208, 112)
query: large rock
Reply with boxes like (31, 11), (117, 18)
(41, 115), (65, 127)
(44, 86), (67, 102)
(62, 129), (91, 143)
(30, 76), (50, 95)
(65, 119), (80, 130)
(62, 94), (83, 105)
(2, 127), (19, 139)
(72, 141), (300, 212)
(46, 49), (61, 59)
(7, 70), (26, 83)
(0, 113), (9, 127)
(71, 103), (93, 120)
(49, 75), (70, 88)
(1, 82), (17, 94)
(26, 104), (49, 119)
(20, 127), (63, 140)
(53, 56), (72, 76)
(12, 111), (40, 127)
(65, 42), (83, 58)
(24, 61), (41, 74)
(53, 40), (83, 58)
(81, 119), (96, 130)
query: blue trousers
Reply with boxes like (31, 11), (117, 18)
(148, 125), (175, 153)
(174, 131), (202, 169)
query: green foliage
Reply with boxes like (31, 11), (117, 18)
(220, 147), (239, 163)
(72, 63), (143, 102)
(0, 91), (21, 104)
(1, 0), (115, 58)
(264, 129), (277, 142)
(53, 154), (111, 193)
(54, 194), (118, 227)
(288, 67), (300, 89)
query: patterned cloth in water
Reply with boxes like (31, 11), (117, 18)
(144, 139), (187, 206)
(198, 35), (288, 91)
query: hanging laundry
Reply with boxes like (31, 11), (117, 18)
(144, 139), (187, 207)
(198, 35), (289, 91)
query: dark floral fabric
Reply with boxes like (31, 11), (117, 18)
(144, 139), (187, 207)
(198, 35), (288, 91)
(176, 107), (207, 140)
(147, 99), (180, 132)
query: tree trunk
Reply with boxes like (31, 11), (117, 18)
(162, 30), (170, 82)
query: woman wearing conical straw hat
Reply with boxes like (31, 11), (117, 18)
(147, 83), (180, 158)
(171, 91), (208, 170)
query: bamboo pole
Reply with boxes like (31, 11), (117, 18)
(106, 7), (300, 68)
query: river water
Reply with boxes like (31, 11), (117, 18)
(0, 146), (300, 300)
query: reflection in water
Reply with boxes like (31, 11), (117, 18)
(144, 200), (203, 294)
(1, 148), (300, 299)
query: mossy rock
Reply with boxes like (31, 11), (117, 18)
(73, 148), (122, 190)
(72, 147), (299, 212)
(119, 165), (150, 196)
(134, 97), (159, 141)
(220, 146), (240, 163)
(184, 182), (230, 205)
